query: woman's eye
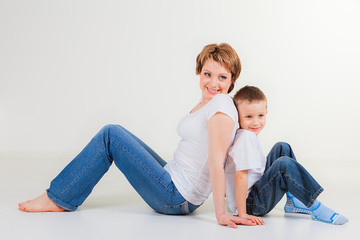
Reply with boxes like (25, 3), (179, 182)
(219, 76), (227, 80)
(204, 72), (211, 77)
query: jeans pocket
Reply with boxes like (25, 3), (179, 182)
(161, 201), (190, 215)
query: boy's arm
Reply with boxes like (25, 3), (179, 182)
(235, 170), (249, 217)
(235, 170), (265, 225)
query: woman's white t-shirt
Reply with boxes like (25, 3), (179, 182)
(224, 129), (266, 215)
(164, 94), (238, 205)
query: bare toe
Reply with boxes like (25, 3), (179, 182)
(18, 193), (65, 212)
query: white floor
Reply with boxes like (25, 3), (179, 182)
(1, 154), (359, 240)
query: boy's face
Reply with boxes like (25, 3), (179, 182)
(237, 100), (267, 136)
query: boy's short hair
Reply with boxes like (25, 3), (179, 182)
(233, 85), (267, 106)
(196, 43), (241, 93)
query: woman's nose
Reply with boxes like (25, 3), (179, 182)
(209, 77), (218, 86)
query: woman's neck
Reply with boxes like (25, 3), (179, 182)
(200, 97), (211, 106)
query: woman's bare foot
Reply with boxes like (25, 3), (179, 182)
(18, 193), (66, 212)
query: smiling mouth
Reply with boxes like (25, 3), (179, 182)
(207, 87), (220, 94)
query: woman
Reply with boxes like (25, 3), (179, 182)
(18, 43), (255, 228)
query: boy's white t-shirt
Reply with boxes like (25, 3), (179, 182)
(224, 129), (266, 216)
(164, 94), (238, 205)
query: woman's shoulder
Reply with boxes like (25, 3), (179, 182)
(206, 94), (237, 122)
(207, 94), (236, 110)
(210, 93), (234, 104)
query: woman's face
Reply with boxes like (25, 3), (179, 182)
(199, 59), (232, 103)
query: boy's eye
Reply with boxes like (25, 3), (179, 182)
(245, 116), (252, 119)
(259, 114), (264, 117)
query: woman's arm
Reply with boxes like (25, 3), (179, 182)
(208, 112), (255, 228)
(236, 170), (264, 225)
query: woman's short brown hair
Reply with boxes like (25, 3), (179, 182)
(196, 43), (241, 93)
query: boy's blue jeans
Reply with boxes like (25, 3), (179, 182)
(246, 142), (324, 216)
(46, 124), (200, 214)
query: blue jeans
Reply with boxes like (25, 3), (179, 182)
(246, 142), (324, 216)
(46, 124), (200, 214)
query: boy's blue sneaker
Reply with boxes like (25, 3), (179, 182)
(284, 192), (349, 225)
(284, 192), (311, 214)
(309, 200), (349, 225)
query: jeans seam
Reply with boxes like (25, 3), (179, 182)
(246, 198), (266, 216)
(161, 201), (190, 215)
(182, 201), (190, 214)
(283, 172), (312, 195)
(257, 171), (279, 196)
(308, 187), (324, 207)
(258, 170), (312, 196)
(56, 147), (104, 199)
(247, 202), (266, 210)
(110, 138), (172, 192)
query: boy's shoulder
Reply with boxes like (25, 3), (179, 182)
(234, 129), (258, 143)
(229, 129), (260, 155)
(227, 129), (265, 171)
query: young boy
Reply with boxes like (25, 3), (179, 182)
(224, 86), (348, 225)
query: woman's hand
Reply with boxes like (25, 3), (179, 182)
(240, 214), (265, 225)
(217, 213), (256, 228)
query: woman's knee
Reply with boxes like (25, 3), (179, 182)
(101, 124), (121, 132)
(98, 124), (126, 142)
(100, 124), (128, 137)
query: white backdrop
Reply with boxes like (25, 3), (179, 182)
(1, 0), (359, 165)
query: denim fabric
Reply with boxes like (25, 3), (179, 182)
(46, 124), (200, 214)
(246, 142), (323, 216)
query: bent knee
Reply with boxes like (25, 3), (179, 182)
(274, 142), (291, 150)
(276, 156), (296, 170)
(101, 124), (122, 133)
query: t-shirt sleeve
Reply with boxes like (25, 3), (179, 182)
(206, 94), (238, 123)
(228, 130), (264, 171)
